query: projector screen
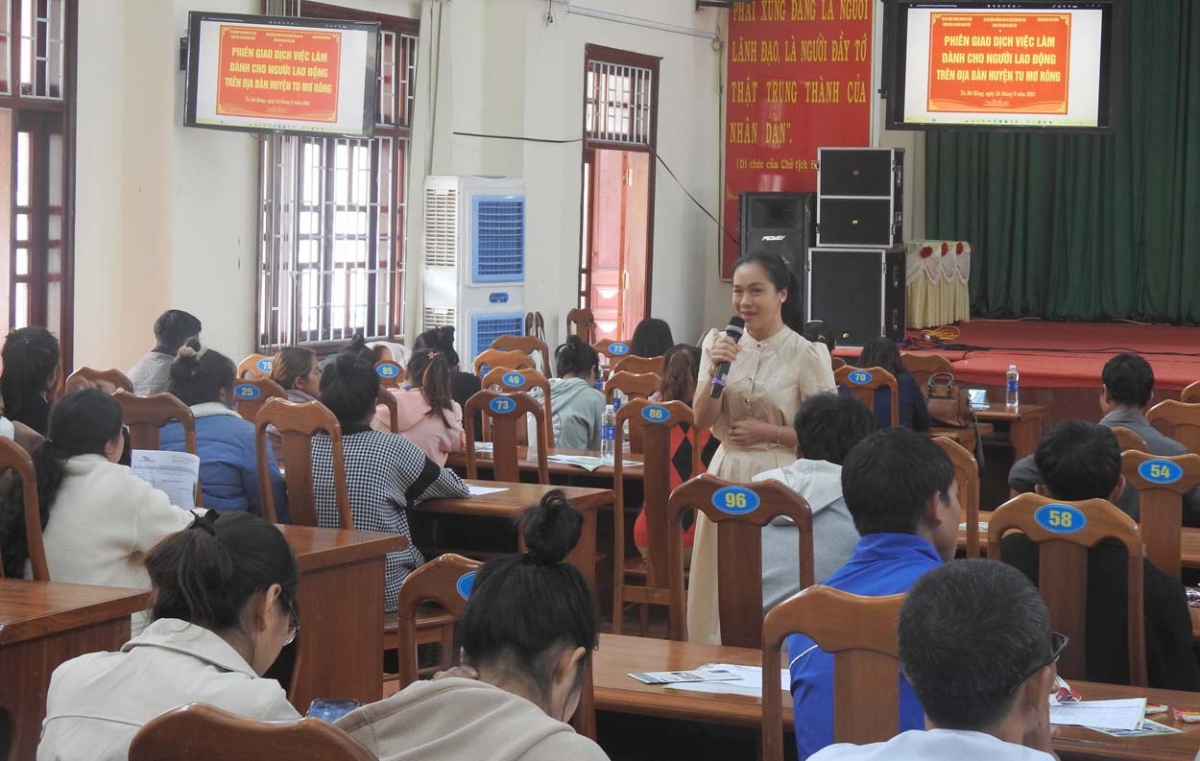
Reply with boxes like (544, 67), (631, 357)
(886, 1), (1122, 132)
(184, 12), (380, 138)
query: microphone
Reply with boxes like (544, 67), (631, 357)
(710, 316), (745, 399)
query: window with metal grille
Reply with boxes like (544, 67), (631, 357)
(584, 58), (653, 146)
(257, 3), (417, 351)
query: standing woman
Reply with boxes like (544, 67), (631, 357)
(688, 251), (836, 643)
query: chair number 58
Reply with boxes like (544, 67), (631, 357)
(1047, 510), (1073, 529)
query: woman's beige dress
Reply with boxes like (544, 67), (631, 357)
(688, 325), (835, 644)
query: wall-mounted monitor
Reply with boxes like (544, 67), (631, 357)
(885, 0), (1124, 133)
(184, 12), (380, 138)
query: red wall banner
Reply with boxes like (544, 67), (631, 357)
(216, 25), (343, 123)
(723, 0), (875, 279)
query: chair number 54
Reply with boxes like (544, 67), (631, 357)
(1150, 464), (1172, 479)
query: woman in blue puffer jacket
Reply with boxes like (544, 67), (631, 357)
(161, 347), (288, 522)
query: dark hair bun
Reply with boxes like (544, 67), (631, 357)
(518, 490), (581, 565)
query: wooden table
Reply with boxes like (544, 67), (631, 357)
(447, 447), (643, 484)
(976, 403), (1050, 460)
(593, 633), (1200, 760)
(278, 524), (406, 713)
(0, 579), (151, 761)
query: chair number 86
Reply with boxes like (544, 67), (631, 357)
(648, 408), (665, 420)
(724, 492), (749, 510)
(1048, 510), (1073, 528)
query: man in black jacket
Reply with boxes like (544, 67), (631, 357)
(1001, 420), (1200, 690)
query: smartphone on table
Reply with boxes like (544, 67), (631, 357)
(306, 698), (362, 722)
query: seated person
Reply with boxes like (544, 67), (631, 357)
(844, 336), (929, 431)
(755, 394), (873, 608)
(630, 317), (675, 358)
(812, 560), (1059, 760)
(373, 348), (465, 466)
(315, 338), (469, 611)
(1009, 352), (1191, 522)
(39, 511), (300, 761)
(545, 336), (606, 451)
(265, 346), (322, 467)
(1000, 421), (1200, 691)
(789, 428), (959, 760)
(162, 347), (287, 520)
(0, 326), (60, 435)
(415, 326), (482, 441)
(336, 491), (608, 760)
(127, 309), (202, 396)
(0, 389), (197, 634)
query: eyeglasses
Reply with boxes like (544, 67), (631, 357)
(282, 596), (300, 647)
(1007, 630), (1069, 695)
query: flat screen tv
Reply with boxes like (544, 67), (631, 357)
(884, 0), (1124, 132)
(184, 12), (380, 138)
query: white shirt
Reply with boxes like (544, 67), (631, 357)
(38, 618), (299, 761)
(810, 729), (1056, 761)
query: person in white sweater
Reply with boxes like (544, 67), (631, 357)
(39, 511), (301, 761)
(336, 492), (609, 761)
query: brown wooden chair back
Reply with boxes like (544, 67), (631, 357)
(666, 474), (815, 647)
(835, 366), (899, 428)
(395, 553), (482, 687)
(237, 353), (274, 379)
(1181, 380), (1200, 404)
(481, 366), (553, 442)
(1111, 426), (1149, 453)
(934, 437), (980, 557)
(830, 356), (846, 372)
(254, 399), (353, 529)
(374, 360), (405, 389)
(114, 391), (197, 453)
(129, 703), (375, 761)
(900, 353), (954, 389)
(376, 388), (400, 433)
(1147, 400), (1200, 454)
(612, 400), (698, 634)
(232, 377), (287, 424)
(1121, 450), (1200, 579)
(0, 437), (46, 580)
(65, 367), (134, 394)
(566, 308), (596, 344)
(524, 311), (546, 342)
(492, 335), (550, 375)
(613, 355), (663, 376)
(604, 372), (661, 454)
(593, 338), (635, 366)
(987, 493), (1147, 685)
(464, 390), (549, 484)
(472, 348), (533, 378)
(762, 587), (905, 761)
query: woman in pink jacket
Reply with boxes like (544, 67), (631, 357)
(373, 348), (464, 465)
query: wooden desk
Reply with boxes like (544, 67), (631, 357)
(928, 423), (994, 453)
(447, 447), (644, 484)
(976, 403), (1050, 460)
(593, 633), (1200, 760)
(278, 524), (406, 712)
(0, 579), (151, 761)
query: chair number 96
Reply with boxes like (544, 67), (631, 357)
(724, 492), (749, 510)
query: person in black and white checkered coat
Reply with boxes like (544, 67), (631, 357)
(314, 340), (469, 611)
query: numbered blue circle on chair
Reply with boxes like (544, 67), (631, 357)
(256, 358), (274, 373)
(712, 485), (760, 516)
(641, 405), (671, 424)
(1138, 459), (1183, 485)
(502, 372), (526, 388)
(489, 397), (515, 415)
(376, 362), (400, 379)
(234, 383), (261, 400)
(456, 571), (476, 600)
(609, 342), (630, 356)
(848, 370), (873, 385)
(1034, 504), (1087, 535)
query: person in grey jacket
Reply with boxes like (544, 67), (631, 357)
(127, 309), (202, 396)
(754, 393), (876, 611)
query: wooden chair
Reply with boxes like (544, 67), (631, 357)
(835, 365), (899, 428)
(492, 334), (550, 375)
(128, 703), (375, 761)
(232, 377), (287, 425)
(830, 356), (846, 372)
(481, 366), (553, 442)
(1121, 450), (1200, 579)
(604, 372), (662, 454)
(566, 307), (597, 344)
(472, 348), (533, 378)
(612, 400), (699, 636)
(64, 367), (134, 394)
(464, 390), (549, 484)
(114, 391), (197, 453)
(613, 355), (663, 376)
(762, 587), (905, 761)
(666, 474), (815, 647)
(374, 360), (404, 389)
(524, 311), (546, 342)
(987, 493), (1147, 685)
(390, 553), (482, 687)
(376, 387), (400, 433)
(1147, 400), (1200, 454)
(1111, 426), (1149, 453)
(0, 437), (47, 580)
(254, 399), (353, 529)
(238, 353), (274, 379)
(1182, 381), (1200, 404)
(900, 353), (954, 390)
(934, 437), (980, 557)
(594, 338), (634, 365)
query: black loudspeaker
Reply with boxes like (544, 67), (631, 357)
(738, 192), (815, 302)
(806, 247), (906, 349)
(816, 148), (904, 248)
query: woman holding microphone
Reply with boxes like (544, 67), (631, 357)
(688, 251), (836, 643)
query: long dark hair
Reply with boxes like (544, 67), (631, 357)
(415, 326), (462, 372)
(858, 336), (903, 376)
(169, 347), (236, 406)
(733, 251), (805, 334)
(0, 327), (60, 423)
(320, 336), (380, 426)
(407, 348), (455, 428)
(461, 491), (598, 703)
(554, 336), (599, 380)
(146, 511), (298, 633)
(630, 319), (674, 358)
(0, 389), (123, 577)
(658, 344), (701, 404)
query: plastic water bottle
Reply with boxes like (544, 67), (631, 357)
(600, 404), (617, 460)
(551, 413), (563, 448)
(611, 389), (628, 454)
(1006, 364), (1020, 410)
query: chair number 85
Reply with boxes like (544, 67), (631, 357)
(1047, 510), (1073, 529)
(724, 492), (749, 510)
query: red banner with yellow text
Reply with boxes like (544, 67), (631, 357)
(723, 0), (874, 279)
(216, 25), (342, 123)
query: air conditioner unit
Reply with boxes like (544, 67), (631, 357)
(422, 175), (526, 367)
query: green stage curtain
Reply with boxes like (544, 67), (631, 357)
(925, 1), (1200, 322)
